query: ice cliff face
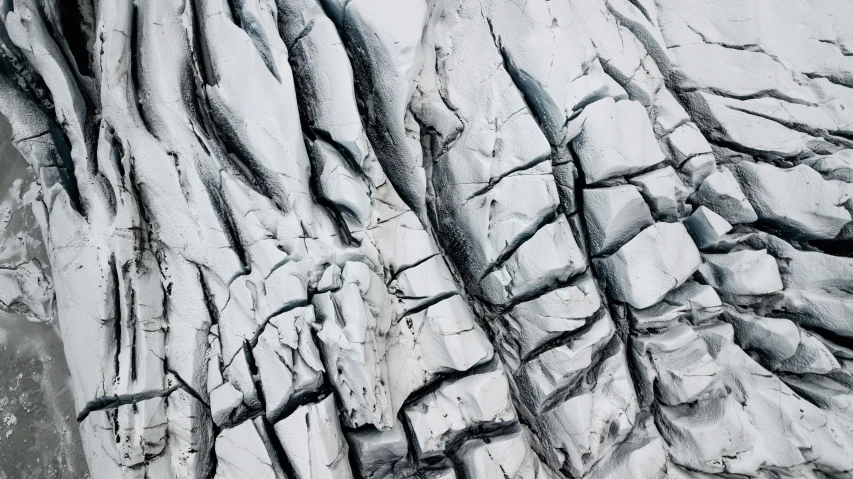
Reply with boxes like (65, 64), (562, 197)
(0, 0), (852, 477)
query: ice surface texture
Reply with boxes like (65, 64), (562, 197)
(0, 0), (852, 477)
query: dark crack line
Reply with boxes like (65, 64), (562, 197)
(479, 207), (560, 280)
(76, 385), (182, 422)
(488, 266), (592, 316)
(221, 298), (308, 371)
(400, 355), (501, 412)
(626, 0), (654, 26)
(538, 335), (621, 415)
(521, 307), (610, 364)
(387, 253), (439, 286)
(399, 291), (458, 319)
(679, 86), (818, 108)
(445, 421), (522, 478)
(724, 103), (853, 149)
(166, 368), (210, 409)
(465, 155), (552, 200)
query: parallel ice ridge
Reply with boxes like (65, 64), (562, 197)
(0, 0), (851, 477)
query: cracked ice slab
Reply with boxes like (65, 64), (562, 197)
(213, 420), (278, 479)
(323, 0), (430, 215)
(732, 161), (853, 240)
(368, 181), (495, 416)
(529, 340), (638, 478)
(278, 0), (370, 167)
(678, 154), (717, 195)
(568, 0), (666, 106)
(495, 273), (602, 366)
(455, 428), (559, 479)
(514, 312), (616, 414)
(594, 222), (701, 309)
(583, 184), (654, 257)
(252, 306), (325, 420)
(699, 249), (784, 298)
(733, 232), (853, 337)
(656, 0), (853, 86)
(631, 281), (722, 331)
(404, 368), (517, 458)
(667, 43), (819, 105)
(684, 206), (733, 249)
(384, 293), (493, 416)
(420, 0), (583, 309)
(482, 0), (627, 145)
(479, 213), (587, 306)
(347, 420), (411, 479)
(691, 167), (758, 225)
(632, 323), (722, 407)
(683, 91), (830, 161)
(312, 261), (393, 429)
(706, 90), (853, 146)
(388, 255), (459, 314)
(629, 166), (690, 222)
(570, 97), (666, 184)
(663, 122), (713, 166)
(274, 395), (355, 479)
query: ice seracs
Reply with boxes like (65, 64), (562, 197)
(4, 0), (853, 477)
(209, 382), (243, 428)
(348, 420), (411, 479)
(571, 98), (666, 184)
(213, 421), (278, 479)
(404, 369), (517, 458)
(629, 166), (690, 221)
(732, 161), (853, 240)
(586, 414), (667, 479)
(699, 249), (784, 298)
(514, 313), (616, 414)
(807, 150), (853, 183)
(274, 395), (355, 479)
(633, 323), (722, 407)
(692, 168), (759, 225)
(530, 342), (638, 478)
(583, 185), (654, 256)
(724, 308), (839, 375)
(456, 429), (559, 479)
(631, 281), (723, 331)
(684, 206), (732, 249)
(595, 222), (701, 309)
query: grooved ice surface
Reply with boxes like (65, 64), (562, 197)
(0, 0), (852, 478)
